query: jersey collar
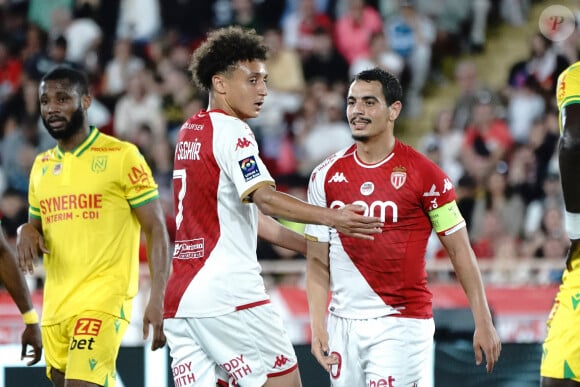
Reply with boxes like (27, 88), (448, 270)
(55, 126), (100, 159)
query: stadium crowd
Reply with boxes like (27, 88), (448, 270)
(0, 0), (574, 289)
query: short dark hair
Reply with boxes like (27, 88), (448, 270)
(353, 68), (403, 106)
(189, 26), (268, 91)
(41, 66), (89, 96)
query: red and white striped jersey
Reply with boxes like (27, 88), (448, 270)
(305, 140), (464, 319)
(164, 109), (275, 318)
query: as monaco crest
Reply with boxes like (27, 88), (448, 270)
(390, 166), (407, 190)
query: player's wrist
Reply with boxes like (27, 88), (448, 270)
(22, 309), (39, 325)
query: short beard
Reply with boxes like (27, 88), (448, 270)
(352, 134), (370, 142)
(43, 106), (85, 140)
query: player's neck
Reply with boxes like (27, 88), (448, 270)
(355, 135), (396, 164)
(57, 126), (91, 152)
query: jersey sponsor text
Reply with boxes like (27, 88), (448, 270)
(330, 199), (398, 222)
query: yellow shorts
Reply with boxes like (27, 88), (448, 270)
(43, 310), (129, 386)
(541, 269), (580, 381)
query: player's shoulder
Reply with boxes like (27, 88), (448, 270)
(395, 140), (430, 164)
(311, 145), (354, 176)
(93, 130), (138, 152)
(33, 146), (58, 164)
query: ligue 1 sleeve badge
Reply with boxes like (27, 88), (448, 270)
(390, 166), (406, 190)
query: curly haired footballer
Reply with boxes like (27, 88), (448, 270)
(189, 26), (269, 91)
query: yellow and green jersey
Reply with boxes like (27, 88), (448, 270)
(28, 127), (159, 325)
(557, 61), (580, 132)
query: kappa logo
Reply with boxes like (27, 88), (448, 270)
(442, 178), (453, 193)
(273, 355), (289, 368)
(328, 172), (348, 183)
(235, 137), (252, 150)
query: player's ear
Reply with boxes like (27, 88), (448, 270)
(212, 74), (227, 95)
(388, 101), (402, 121)
(81, 94), (92, 110)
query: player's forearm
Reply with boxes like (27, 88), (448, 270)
(450, 251), (493, 325)
(0, 249), (35, 314)
(306, 254), (330, 329)
(258, 212), (306, 255)
(559, 134), (580, 213)
(254, 188), (335, 227)
(145, 234), (171, 301)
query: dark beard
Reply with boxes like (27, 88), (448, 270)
(43, 107), (85, 140)
(352, 134), (370, 142)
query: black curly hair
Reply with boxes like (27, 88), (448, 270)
(189, 26), (269, 91)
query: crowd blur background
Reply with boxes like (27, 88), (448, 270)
(0, 0), (577, 291)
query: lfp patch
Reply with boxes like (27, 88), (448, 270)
(239, 156), (261, 182)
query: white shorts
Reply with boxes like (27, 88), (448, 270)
(327, 314), (434, 387)
(164, 301), (298, 386)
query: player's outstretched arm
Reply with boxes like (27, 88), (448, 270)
(1, 229), (42, 365)
(252, 186), (383, 240)
(306, 239), (337, 372)
(438, 228), (502, 373)
(134, 200), (171, 351)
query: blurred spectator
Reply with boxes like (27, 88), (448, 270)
(418, 108), (463, 182)
(0, 38), (23, 121)
(300, 27), (350, 87)
(100, 38), (145, 108)
(281, 0), (334, 57)
(470, 167), (525, 243)
(469, 0), (492, 53)
(0, 187), (27, 242)
(113, 69), (166, 142)
(27, 0), (74, 33)
(520, 204), (568, 262)
(523, 172), (565, 240)
(470, 211), (515, 260)
(2, 75), (41, 136)
(505, 74), (545, 145)
(160, 0), (213, 44)
(24, 35), (79, 81)
(160, 65), (199, 142)
(334, 0), (383, 64)
(228, 0), (265, 33)
(0, 115), (54, 195)
(61, 3), (103, 74)
(385, 0), (436, 116)
(116, 0), (161, 43)
(349, 31), (404, 79)
(499, 0), (530, 26)
(506, 32), (570, 101)
(460, 90), (513, 182)
(0, 188), (28, 245)
(456, 174), (478, 232)
(251, 27), (306, 168)
(507, 112), (559, 204)
(294, 91), (353, 176)
(131, 123), (173, 195)
(19, 23), (48, 67)
(450, 60), (498, 132)
(263, 27), (306, 96)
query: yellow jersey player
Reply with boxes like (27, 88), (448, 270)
(16, 67), (170, 387)
(541, 61), (580, 387)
